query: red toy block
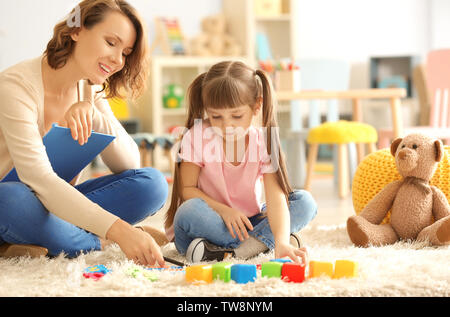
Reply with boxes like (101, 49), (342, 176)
(281, 262), (306, 283)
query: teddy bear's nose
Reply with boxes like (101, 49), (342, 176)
(398, 151), (408, 160)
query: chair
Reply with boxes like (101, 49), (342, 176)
(378, 49), (450, 148)
(304, 120), (378, 198)
(285, 59), (356, 188)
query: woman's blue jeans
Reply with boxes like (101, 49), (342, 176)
(173, 190), (317, 254)
(0, 168), (168, 258)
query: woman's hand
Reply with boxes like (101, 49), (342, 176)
(64, 101), (93, 145)
(218, 207), (254, 241)
(106, 219), (165, 267)
(275, 242), (308, 265)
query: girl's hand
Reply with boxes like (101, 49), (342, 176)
(218, 207), (254, 241)
(275, 242), (308, 265)
(106, 219), (165, 267)
(64, 101), (93, 145)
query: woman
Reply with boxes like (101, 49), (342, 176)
(0, 0), (168, 267)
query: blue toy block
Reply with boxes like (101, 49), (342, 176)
(270, 258), (293, 263)
(230, 264), (257, 284)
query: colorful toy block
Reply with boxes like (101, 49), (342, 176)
(308, 261), (334, 278)
(261, 261), (283, 278)
(281, 262), (306, 283)
(333, 260), (358, 279)
(185, 265), (213, 284)
(230, 264), (257, 284)
(212, 262), (232, 282)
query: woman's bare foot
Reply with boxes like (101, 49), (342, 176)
(0, 243), (48, 258)
(136, 225), (169, 247)
(99, 237), (114, 250)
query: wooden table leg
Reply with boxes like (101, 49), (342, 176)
(352, 98), (365, 163)
(304, 143), (319, 191)
(337, 143), (349, 198)
(390, 97), (403, 139)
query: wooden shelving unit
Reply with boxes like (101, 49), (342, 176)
(134, 0), (300, 170)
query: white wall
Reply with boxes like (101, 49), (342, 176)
(0, 0), (222, 71)
(294, 0), (432, 90)
(296, 0), (430, 62)
(430, 0), (450, 50)
(0, 0), (448, 73)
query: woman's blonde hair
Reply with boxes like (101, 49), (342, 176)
(44, 0), (149, 99)
(165, 61), (293, 229)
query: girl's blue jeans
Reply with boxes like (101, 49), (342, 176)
(173, 190), (317, 254)
(0, 168), (168, 258)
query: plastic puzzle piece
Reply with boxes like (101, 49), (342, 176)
(281, 262), (306, 283)
(146, 266), (184, 273)
(333, 260), (358, 279)
(270, 258), (293, 263)
(84, 265), (111, 274)
(309, 261), (334, 278)
(126, 266), (158, 282)
(212, 262), (232, 282)
(230, 264), (257, 284)
(185, 265), (213, 284)
(83, 272), (105, 281)
(261, 261), (283, 278)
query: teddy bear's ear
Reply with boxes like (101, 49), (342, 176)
(434, 139), (444, 162)
(390, 138), (403, 156)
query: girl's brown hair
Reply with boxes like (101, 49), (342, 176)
(44, 0), (149, 99)
(165, 61), (293, 229)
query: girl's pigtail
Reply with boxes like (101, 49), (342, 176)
(255, 69), (293, 198)
(165, 72), (206, 229)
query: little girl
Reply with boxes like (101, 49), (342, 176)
(165, 61), (317, 264)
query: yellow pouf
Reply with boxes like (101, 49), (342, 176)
(307, 120), (378, 144)
(305, 120), (378, 199)
(352, 146), (450, 224)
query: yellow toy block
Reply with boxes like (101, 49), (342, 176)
(185, 265), (213, 284)
(333, 260), (358, 279)
(308, 261), (333, 278)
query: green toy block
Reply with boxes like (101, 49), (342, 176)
(212, 262), (233, 282)
(261, 261), (283, 278)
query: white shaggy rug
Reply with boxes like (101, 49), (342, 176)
(0, 224), (449, 297)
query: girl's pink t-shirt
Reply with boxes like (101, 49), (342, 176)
(165, 119), (278, 241)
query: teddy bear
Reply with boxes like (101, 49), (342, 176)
(189, 14), (241, 57)
(347, 133), (450, 247)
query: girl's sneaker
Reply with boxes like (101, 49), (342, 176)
(289, 232), (304, 248)
(186, 238), (235, 263)
(186, 233), (303, 263)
